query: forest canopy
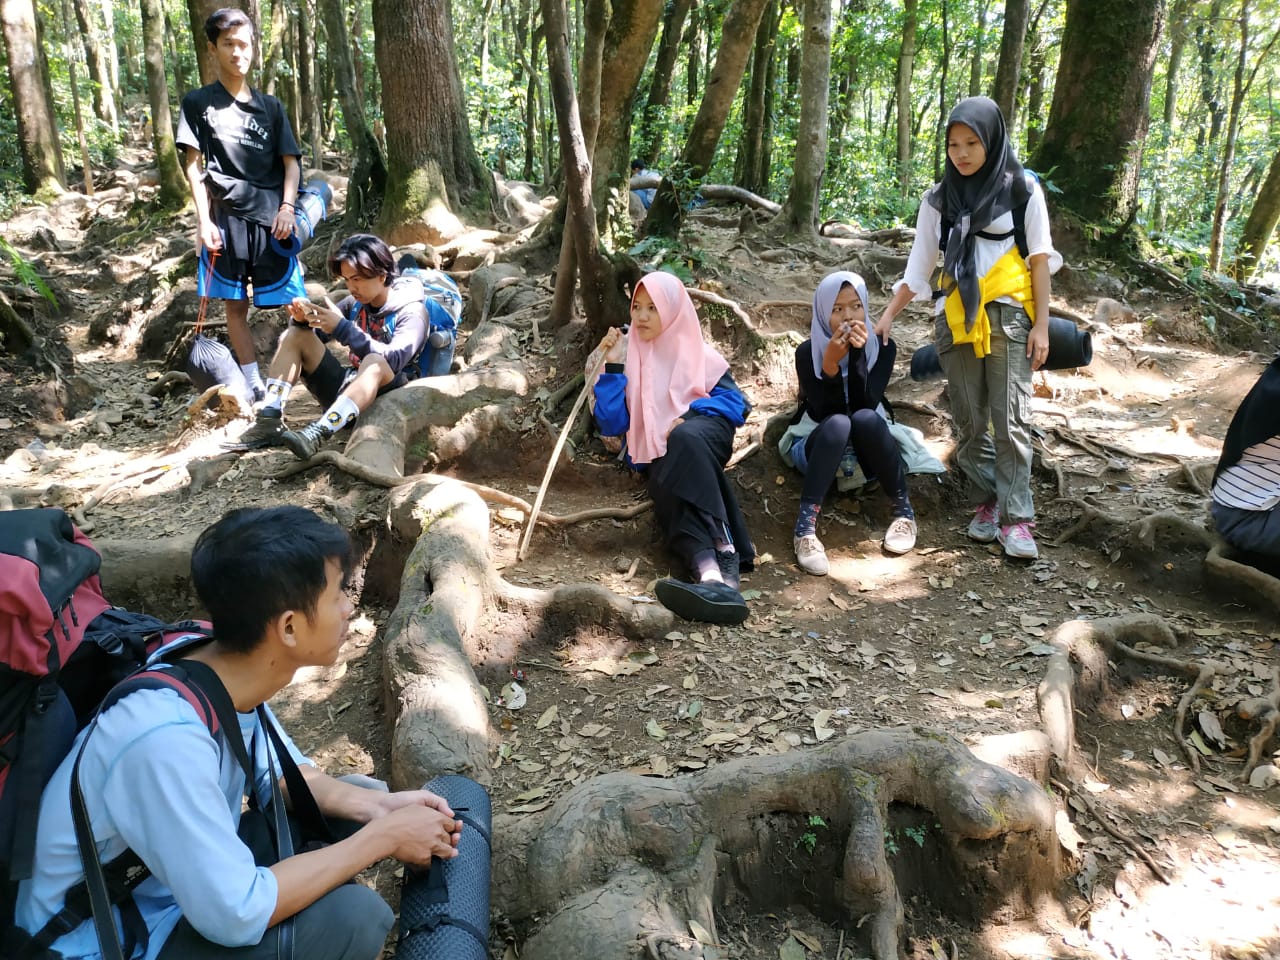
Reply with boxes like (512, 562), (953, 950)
(1, 0), (1279, 286)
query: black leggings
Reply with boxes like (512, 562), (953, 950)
(801, 410), (908, 507)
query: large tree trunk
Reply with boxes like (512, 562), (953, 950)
(894, 0), (918, 194)
(164, 11), (192, 102)
(1151, 0), (1194, 232)
(100, 0), (119, 104)
(642, 0), (771, 238)
(540, 0), (632, 338)
(59, 0), (95, 194)
(1031, 0), (1164, 223)
(774, 0), (831, 238)
(373, 0), (495, 244)
(1207, 0), (1250, 272)
(261, 0), (286, 95)
(990, 0), (1028, 126)
(684, 3), (700, 106)
(71, 0), (116, 129)
(1232, 145), (1280, 280)
(317, 0), (386, 215)
(590, 0), (664, 209)
(186, 0), (219, 84)
(296, 0), (321, 168)
(140, 0), (187, 206)
(1, 0), (66, 195)
(734, 0), (779, 196)
(636, 0), (693, 159)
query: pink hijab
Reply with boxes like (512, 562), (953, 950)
(624, 272), (729, 463)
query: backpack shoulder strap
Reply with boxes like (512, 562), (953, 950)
(67, 669), (221, 960)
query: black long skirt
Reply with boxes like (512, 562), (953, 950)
(645, 415), (755, 574)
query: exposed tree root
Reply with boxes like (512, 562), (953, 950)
(685, 287), (759, 333)
(1035, 614), (1223, 773)
(275, 450), (654, 526)
(1048, 424), (1182, 464)
(1237, 671), (1280, 775)
(338, 363), (528, 477)
(1033, 614), (1280, 783)
(1049, 779), (1171, 884)
(492, 728), (1058, 960)
(1205, 540), (1280, 615)
(381, 478), (673, 789)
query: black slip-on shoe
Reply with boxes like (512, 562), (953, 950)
(655, 578), (749, 625)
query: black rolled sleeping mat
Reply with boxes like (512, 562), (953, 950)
(396, 775), (492, 960)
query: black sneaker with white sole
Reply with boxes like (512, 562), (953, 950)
(280, 422), (331, 461)
(226, 408), (284, 450)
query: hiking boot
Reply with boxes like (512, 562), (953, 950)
(967, 501), (1000, 543)
(998, 521), (1039, 560)
(281, 422), (330, 461)
(793, 534), (829, 576)
(655, 578), (749, 625)
(226, 408), (284, 450)
(883, 516), (918, 555)
(715, 549), (740, 590)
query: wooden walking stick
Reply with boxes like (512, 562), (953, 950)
(518, 349), (610, 560)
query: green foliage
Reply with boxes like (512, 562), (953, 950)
(0, 237), (57, 308)
(796, 814), (827, 855)
(627, 235), (708, 282)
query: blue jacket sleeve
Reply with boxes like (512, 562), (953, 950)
(593, 365), (630, 435)
(687, 372), (750, 425)
(331, 303), (428, 377)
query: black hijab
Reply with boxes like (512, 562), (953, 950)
(926, 96), (1031, 329)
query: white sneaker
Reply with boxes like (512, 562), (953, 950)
(883, 517), (918, 555)
(997, 521), (1039, 560)
(967, 501), (1000, 543)
(793, 534), (829, 576)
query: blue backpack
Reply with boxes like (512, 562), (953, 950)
(398, 267), (461, 379)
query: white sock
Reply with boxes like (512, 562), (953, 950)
(318, 395), (360, 434)
(262, 378), (291, 413)
(240, 362), (264, 392)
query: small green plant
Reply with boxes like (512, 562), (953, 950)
(0, 237), (56, 308)
(883, 829), (899, 857)
(797, 814), (827, 855)
(903, 825), (927, 847)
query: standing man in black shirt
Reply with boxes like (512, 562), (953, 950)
(177, 8), (306, 402)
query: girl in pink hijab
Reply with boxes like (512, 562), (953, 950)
(593, 272), (755, 625)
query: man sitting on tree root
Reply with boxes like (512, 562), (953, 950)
(230, 234), (451, 461)
(1211, 354), (1280, 565)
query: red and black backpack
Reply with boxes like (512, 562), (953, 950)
(0, 509), (215, 957)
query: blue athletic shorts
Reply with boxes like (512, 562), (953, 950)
(197, 207), (306, 307)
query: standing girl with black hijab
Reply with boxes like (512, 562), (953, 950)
(875, 96), (1061, 560)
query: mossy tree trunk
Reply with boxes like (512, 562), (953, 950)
(1, 0), (66, 195)
(635, 0), (693, 160)
(139, 0), (188, 207)
(990, 0), (1028, 127)
(373, 0), (495, 244)
(1232, 144), (1280, 280)
(773, 0), (830, 239)
(1032, 0), (1165, 223)
(541, 0), (633, 338)
(317, 0), (386, 216)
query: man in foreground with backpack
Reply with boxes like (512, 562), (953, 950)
(231, 233), (455, 460)
(15, 506), (462, 960)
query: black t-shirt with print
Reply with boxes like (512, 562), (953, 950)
(176, 81), (301, 226)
